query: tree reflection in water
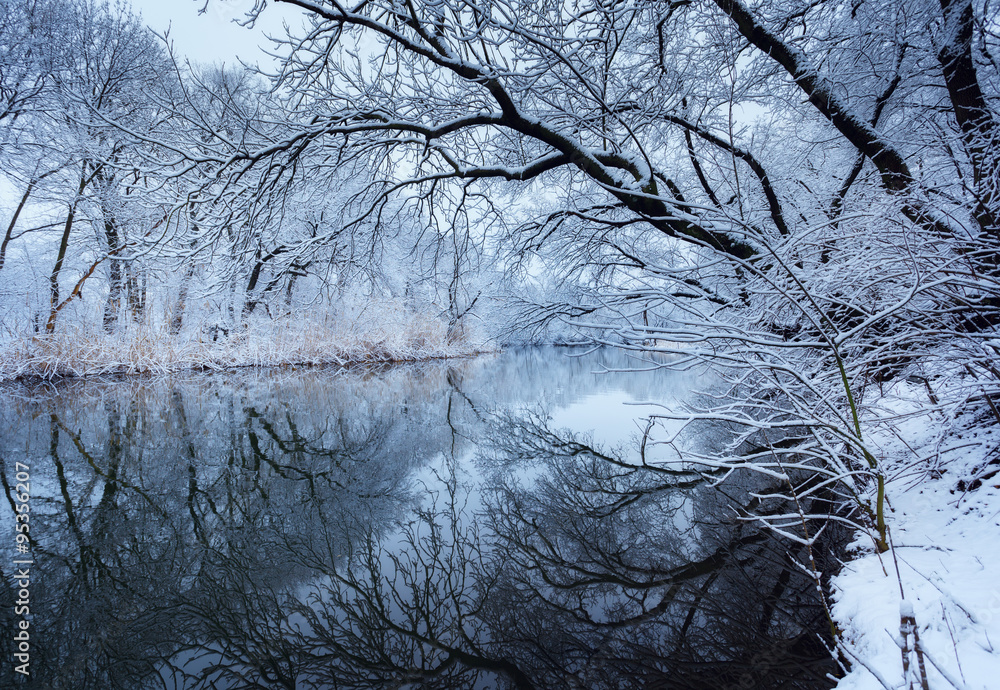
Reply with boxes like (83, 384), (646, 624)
(0, 349), (842, 689)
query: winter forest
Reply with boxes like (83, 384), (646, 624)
(2, 0), (1000, 687)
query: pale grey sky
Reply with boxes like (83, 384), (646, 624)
(126, 0), (304, 66)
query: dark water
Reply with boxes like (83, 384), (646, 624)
(0, 348), (841, 689)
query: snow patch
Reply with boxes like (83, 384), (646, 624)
(833, 384), (1000, 690)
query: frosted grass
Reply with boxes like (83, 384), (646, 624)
(0, 301), (493, 380)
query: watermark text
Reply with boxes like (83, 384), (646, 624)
(12, 461), (32, 677)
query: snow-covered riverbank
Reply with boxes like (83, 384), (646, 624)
(833, 382), (1000, 690)
(0, 307), (492, 381)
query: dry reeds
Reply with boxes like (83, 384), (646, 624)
(0, 301), (492, 381)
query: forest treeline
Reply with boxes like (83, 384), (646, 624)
(0, 0), (507, 372)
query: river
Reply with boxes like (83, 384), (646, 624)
(0, 347), (840, 688)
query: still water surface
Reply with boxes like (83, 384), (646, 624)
(1, 347), (839, 689)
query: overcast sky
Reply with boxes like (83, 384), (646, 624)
(125, 0), (304, 66)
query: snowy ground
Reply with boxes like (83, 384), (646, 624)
(833, 382), (1000, 690)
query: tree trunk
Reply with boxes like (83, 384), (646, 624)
(47, 180), (85, 333)
(938, 0), (1000, 234)
(102, 215), (123, 331)
(170, 261), (196, 336)
(46, 205), (75, 334)
(243, 244), (288, 320)
(47, 162), (92, 333)
(126, 263), (145, 324)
